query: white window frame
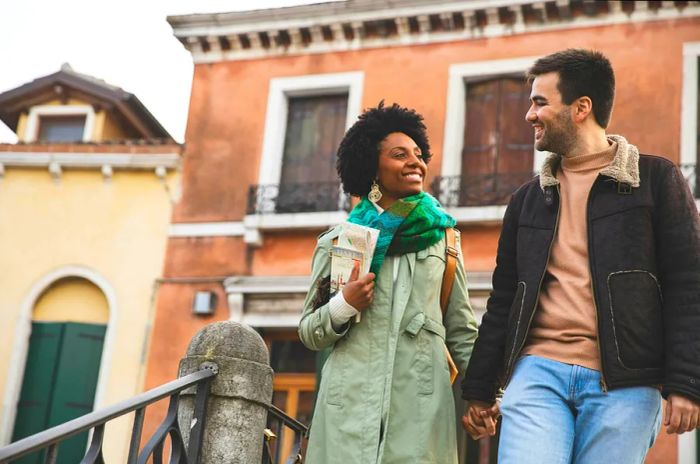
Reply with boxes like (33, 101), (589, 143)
(245, 72), (363, 243)
(681, 42), (700, 207)
(24, 104), (95, 143)
(442, 56), (541, 222)
(258, 71), (364, 187)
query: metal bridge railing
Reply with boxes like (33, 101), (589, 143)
(0, 368), (216, 464)
(262, 404), (309, 464)
(0, 366), (310, 464)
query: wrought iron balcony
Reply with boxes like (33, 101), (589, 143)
(433, 164), (700, 209)
(247, 182), (351, 214)
(431, 171), (535, 207)
(679, 163), (699, 199)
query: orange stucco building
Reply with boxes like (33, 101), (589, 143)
(145, 1), (700, 462)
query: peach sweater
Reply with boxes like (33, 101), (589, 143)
(522, 142), (617, 371)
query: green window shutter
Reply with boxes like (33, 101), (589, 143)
(11, 323), (64, 464)
(11, 322), (106, 464)
(48, 323), (106, 464)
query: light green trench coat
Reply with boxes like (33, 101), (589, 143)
(299, 226), (478, 464)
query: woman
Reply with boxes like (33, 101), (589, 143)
(298, 102), (478, 463)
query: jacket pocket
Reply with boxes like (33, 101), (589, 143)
(405, 312), (446, 396)
(607, 270), (664, 369)
(325, 343), (346, 406)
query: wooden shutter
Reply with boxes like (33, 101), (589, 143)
(11, 322), (106, 464)
(277, 94), (348, 212)
(12, 323), (63, 464)
(461, 77), (533, 205)
(497, 78), (535, 195)
(48, 323), (106, 463)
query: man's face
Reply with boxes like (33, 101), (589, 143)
(526, 72), (577, 155)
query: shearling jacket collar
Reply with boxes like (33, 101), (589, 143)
(539, 134), (640, 191)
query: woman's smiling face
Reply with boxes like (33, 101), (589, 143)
(375, 132), (427, 208)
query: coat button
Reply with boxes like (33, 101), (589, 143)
(315, 328), (324, 338)
(690, 378), (696, 385)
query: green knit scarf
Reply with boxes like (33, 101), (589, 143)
(347, 191), (456, 275)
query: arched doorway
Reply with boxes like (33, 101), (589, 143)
(12, 277), (109, 464)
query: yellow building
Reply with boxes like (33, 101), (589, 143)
(0, 64), (182, 463)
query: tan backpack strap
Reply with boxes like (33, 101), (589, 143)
(440, 227), (459, 317)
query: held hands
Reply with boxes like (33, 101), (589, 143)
(664, 393), (700, 434)
(341, 261), (375, 311)
(462, 401), (500, 440)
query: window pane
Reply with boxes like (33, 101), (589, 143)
(37, 115), (86, 142)
(462, 79), (499, 176)
(461, 77), (533, 206)
(296, 391), (314, 425)
(276, 94), (348, 213)
(270, 340), (316, 373)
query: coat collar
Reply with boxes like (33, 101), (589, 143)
(538, 134), (640, 191)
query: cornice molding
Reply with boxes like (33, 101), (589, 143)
(0, 152), (180, 180)
(169, 0), (700, 63)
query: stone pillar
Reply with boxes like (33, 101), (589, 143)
(177, 321), (273, 463)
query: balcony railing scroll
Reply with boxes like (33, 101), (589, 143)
(247, 182), (350, 214)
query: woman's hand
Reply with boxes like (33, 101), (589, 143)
(462, 401), (500, 440)
(342, 262), (375, 311)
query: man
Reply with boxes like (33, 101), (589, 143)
(461, 49), (700, 463)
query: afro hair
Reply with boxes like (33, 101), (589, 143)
(336, 101), (431, 197)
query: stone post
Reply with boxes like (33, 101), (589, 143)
(177, 321), (273, 463)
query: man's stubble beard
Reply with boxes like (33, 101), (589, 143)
(536, 108), (577, 156)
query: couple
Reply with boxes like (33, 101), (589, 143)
(298, 49), (700, 463)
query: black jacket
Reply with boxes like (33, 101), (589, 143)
(462, 135), (700, 402)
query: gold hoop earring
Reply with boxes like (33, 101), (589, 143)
(368, 180), (382, 203)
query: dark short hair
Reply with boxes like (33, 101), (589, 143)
(527, 49), (615, 128)
(336, 101), (431, 197)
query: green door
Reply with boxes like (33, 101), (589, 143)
(11, 322), (106, 464)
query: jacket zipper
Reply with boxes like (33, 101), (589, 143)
(504, 184), (561, 384)
(587, 177), (608, 392)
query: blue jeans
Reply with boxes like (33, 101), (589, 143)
(498, 355), (662, 464)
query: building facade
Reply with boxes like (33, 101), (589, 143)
(0, 65), (182, 463)
(150, 1), (700, 462)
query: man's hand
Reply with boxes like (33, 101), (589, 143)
(461, 401), (500, 440)
(665, 393), (700, 434)
(341, 261), (375, 311)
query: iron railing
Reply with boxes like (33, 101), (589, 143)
(0, 368), (215, 464)
(262, 404), (309, 464)
(247, 182), (350, 214)
(0, 365), (310, 464)
(433, 164), (700, 208)
(431, 172), (535, 207)
(246, 164), (698, 215)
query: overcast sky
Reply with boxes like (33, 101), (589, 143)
(0, 0), (342, 143)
